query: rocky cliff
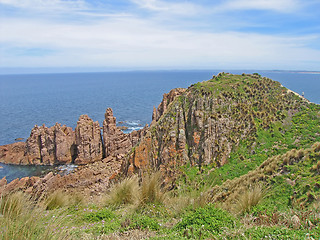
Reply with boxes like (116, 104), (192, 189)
(0, 73), (314, 196)
(121, 73), (310, 183)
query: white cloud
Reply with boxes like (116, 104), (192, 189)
(0, 0), (319, 71)
(1, 16), (319, 70)
(219, 0), (302, 13)
(0, 0), (87, 11)
(130, 0), (204, 15)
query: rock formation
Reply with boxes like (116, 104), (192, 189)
(103, 108), (132, 159)
(121, 73), (308, 183)
(0, 107), (148, 167)
(55, 124), (75, 164)
(74, 115), (103, 164)
(0, 142), (27, 165)
(152, 88), (186, 123)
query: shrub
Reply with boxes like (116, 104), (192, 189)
(129, 214), (160, 231)
(84, 208), (115, 222)
(175, 205), (236, 238)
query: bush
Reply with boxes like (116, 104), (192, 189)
(130, 214), (160, 231)
(84, 208), (115, 222)
(175, 205), (236, 238)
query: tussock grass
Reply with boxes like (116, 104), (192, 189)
(106, 176), (140, 206)
(105, 172), (166, 208)
(44, 190), (70, 210)
(0, 191), (27, 218)
(232, 184), (265, 215)
(139, 172), (165, 206)
(165, 195), (193, 216)
(0, 192), (71, 240)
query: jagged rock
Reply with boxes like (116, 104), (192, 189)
(152, 88), (186, 122)
(75, 115), (103, 165)
(123, 74), (290, 179)
(26, 125), (43, 164)
(0, 142), (27, 165)
(39, 125), (55, 165)
(25, 124), (75, 165)
(0, 177), (32, 194)
(55, 124), (75, 164)
(103, 108), (132, 158)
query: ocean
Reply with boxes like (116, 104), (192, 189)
(0, 70), (319, 182)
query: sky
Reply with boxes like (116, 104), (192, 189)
(0, 0), (320, 73)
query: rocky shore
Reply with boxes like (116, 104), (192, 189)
(0, 73), (310, 197)
(0, 107), (149, 196)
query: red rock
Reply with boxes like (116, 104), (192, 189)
(75, 115), (103, 164)
(153, 88), (186, 122)
(0, 142), (27, 165)
(55, 124), (75, 164)
(0, 176), (7, 187)
(103, 108), (132, 158)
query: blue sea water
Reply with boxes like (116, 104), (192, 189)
(0, 70), (319, 182)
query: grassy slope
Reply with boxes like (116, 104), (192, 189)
(1, 73), (319, 239)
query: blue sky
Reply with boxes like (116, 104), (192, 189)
(0, 0), (320, 73)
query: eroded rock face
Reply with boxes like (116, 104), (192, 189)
(121, 81), (256, 182)
(0, 142), (27, 165)
(55, 124), (75, 164)
(152, 88), (186, 123)
(0, 176), (39, 195)
(75, 115), (103, 165)
(103, 108), (132, 159)
(25, 124), (75, 165)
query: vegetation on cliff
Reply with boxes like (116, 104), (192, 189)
(1, 73), (319, 239)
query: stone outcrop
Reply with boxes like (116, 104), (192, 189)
(74, 115), (103, 165)
(0, 142), (27, 165)
(152, 88), (186, 123)
(0, 157), (122, 197)
(0, 108), (146, 167)
(0, 124), (75, 165)
(55, 124), (76, 164)
(0, 176), (40, 195)
(103, 108), (132, 159)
